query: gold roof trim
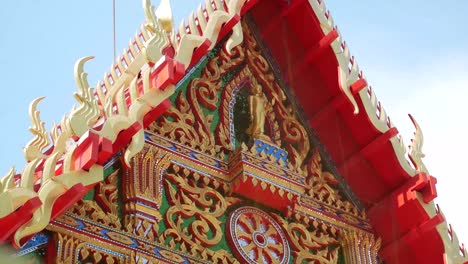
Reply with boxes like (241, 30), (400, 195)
(0, 0), (251, 247)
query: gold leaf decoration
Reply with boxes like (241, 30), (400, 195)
(161, 163), (238, 262)
(306, 148), (359, 216)
(70, 170), (121, 229)
(272, 213), (340, 264)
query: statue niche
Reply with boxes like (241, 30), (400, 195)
(233, 82), (275, 147)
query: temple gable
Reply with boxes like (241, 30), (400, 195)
(39, 18), (381, 264)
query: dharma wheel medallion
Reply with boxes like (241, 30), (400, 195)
(227, 206), (290, 264)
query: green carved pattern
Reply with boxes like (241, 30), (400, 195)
(158, 175), (235, 258)
(81, 186), (94, 201)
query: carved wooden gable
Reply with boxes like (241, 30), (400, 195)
(45, 18), (381, 264)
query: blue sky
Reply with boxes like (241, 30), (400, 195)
(0, 0), (467, 244)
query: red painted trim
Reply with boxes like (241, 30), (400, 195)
(350, 78), (367, 95)
(73, 131), (100, 171)
(217, 15), (241, 43)
(142, 99), (172, 128)
(306, 29), (339, 64)
(0, 197), (42, 245)
(290, 29), (339, 84)
(51, 184), (88, 220)
(241, 0), (260, 15)
(337, 127), (398, 172)
(97, 136), (113, 165)
(44, 236), (58, 264)
(247, 1), (456, 261)
(259, 16), (282, 38)
(309, 91), (349, 128)
(380, 214), (444, 262)
(112, 121), (142, 153)
(368, 172), (439, 251)
(280, 0), (307, 18)
(189, 39), (212, 69)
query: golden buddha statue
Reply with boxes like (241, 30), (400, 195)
(245, 84), (273, 140)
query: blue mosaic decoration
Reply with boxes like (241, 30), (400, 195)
(86, 243), (128, 258)
(54, 213), (198, 263)
(253, 139), (288, 165)
(15, 232), (49, 257)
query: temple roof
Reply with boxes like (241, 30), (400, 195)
(0, 0), (466, 263)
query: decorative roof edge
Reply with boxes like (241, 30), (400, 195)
(0, 0), (465, 262)
(307, 0), (467, 262)
(0, 0), (253, 248)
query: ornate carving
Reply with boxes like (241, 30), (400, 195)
(152, 19), (311, 169)
(131, 251), (166, 264)
(53, 233), (86, 264)
(95, 170), (120, 219)
(216, 65), (251, 151)
(341, 230), (381, 264)
(242, 22), (310, 170)
(69, 56), (100, 138)
(144, 0), (173, 34)
(272, 213), (340, 264)
(227, 206), (290, 264)
(13, 160), (103, 247)
(123, 146), (171, 238)
(172, 0), (246, 67)
(124, 146), (170, 207)
(70, 170), (121, 229)
(161, 163), (240, 263)
(16, 8), (379, 264)
(408, 114), (428, 174)
(150, 17), (363, 220)
(150, 43), (245, 157)
(78, 244), (124, 264)
(306, 148), (359, 216)
(24, 97), (50, 161)
(0, 0), (174, 243)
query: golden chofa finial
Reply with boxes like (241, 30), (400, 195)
(144, 0), (174, 33)
(24, 97), (50, 161)
(408, 114), (428, 174)
(156, 0), (174, 32)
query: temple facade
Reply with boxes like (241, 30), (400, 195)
(0, 0), (466, 264)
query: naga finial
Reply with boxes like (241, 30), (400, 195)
(24, 96), (50, 161)
(0, 167), (16, 192)
(68, 56), (100, 137)
(155, 0), (173, 33)
(408, 114), (428, 174)
(144, 0), (173, 33)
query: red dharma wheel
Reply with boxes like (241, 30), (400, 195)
(227, 206), (290, 264)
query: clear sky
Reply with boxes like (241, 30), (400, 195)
(0, 0), (467, 245)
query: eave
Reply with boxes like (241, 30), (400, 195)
(246, 0), (466, 263)
(0, 0), (465, 263)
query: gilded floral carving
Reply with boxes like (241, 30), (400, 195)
(161, 163), (240, 263)
(272, 213), (340, 264)
(70, 170), (121, 229)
